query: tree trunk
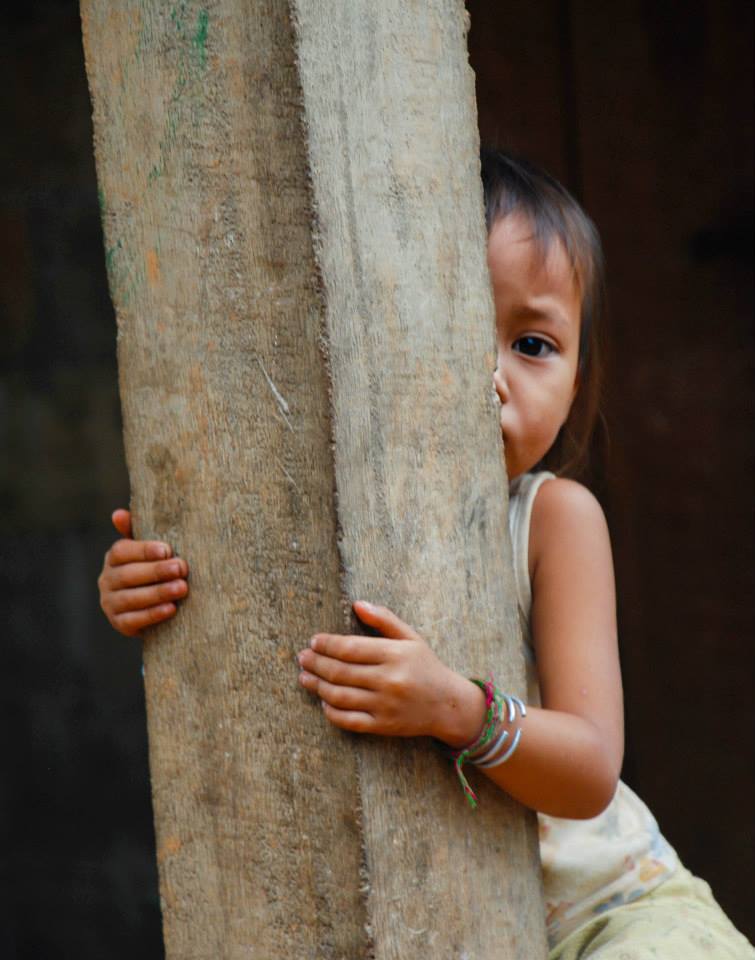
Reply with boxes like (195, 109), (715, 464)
(81, 1), (546, 957)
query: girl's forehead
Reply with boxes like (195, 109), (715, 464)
(488, 214), (578, 287)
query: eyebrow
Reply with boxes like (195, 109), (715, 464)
(511, 304), (571, 330)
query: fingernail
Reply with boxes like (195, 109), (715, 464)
(158, 545), (169, 559)
(310, 636), (319, 650)
(359, 601), (375, 612)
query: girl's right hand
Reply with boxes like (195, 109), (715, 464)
(98, 508), (189, 637)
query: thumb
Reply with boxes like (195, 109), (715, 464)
(111, 508), (133, 539)
(353, 600), (421, 641)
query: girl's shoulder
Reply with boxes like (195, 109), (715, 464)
(531, 475), (605, 519)
(528, 476), (611, 582)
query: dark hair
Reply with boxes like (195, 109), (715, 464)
(481, 148), (605, 479)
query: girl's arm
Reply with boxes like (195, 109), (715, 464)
(470, 478), (623, 818)
(297, 478), (623, 820)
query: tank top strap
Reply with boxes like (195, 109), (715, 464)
(508, 471), (556, 632)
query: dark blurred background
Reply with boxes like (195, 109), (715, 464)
(2, 1), (752, 956)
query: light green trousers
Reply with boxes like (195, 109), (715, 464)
(549, 866), (754, 960)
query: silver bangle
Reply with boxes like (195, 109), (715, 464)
(507, 694), (527, 720)
(476, 727), (522, 769)
(470, 725), (509, 766)
(472, 694), (526, 769)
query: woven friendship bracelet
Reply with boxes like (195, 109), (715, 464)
(450, 677), (505, 809)
(450, 681), (527, 807)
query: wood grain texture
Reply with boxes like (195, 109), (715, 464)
(82, 0), (546, 956)
(81, 2), (366, 957)
(292, 2), (545, 957)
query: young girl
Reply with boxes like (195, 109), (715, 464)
(98, 151), (753, 959)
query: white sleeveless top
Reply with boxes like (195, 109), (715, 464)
(509, 472), (679, 947)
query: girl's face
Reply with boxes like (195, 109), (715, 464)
(488, 213), (582, 480)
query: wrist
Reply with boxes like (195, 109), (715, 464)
(432, 673), (487, 748)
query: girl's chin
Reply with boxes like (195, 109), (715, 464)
(503, 454), (523, 481)
(500, 438), (520, 478)
(502, 438), (543, 480)
(504, 450), (536, 482)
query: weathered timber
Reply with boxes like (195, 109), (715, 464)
(82, 0), (546, 956)
(291, 3), (545, 957)
(81, 2), (366, 957)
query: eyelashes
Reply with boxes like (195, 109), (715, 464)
(512, 336), (556, 358)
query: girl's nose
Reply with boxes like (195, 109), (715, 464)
(493, 365), (509, 403)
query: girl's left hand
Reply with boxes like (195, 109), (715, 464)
(297, 600), (485, 745)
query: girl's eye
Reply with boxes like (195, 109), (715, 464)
(513, 336), (555, 358)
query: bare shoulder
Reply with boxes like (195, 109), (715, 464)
(533, 476), (607, 528)
(529, 477), (611, 578)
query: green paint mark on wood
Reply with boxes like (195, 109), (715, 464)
(105, 237), (123, 275)
(144, 3), (209, 187)
(193, 10), (209, 68)
(170, 2), (189, 32)
(104, 234), (144, 309)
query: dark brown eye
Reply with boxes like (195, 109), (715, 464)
(513, 336), (555, 358)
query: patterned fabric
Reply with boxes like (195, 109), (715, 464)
(548, 864), (755, 959)
(509, 472), (679, 948)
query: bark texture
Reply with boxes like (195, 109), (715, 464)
(82, 0), (546, 957)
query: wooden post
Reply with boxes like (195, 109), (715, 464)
(81, 1), (546, 957)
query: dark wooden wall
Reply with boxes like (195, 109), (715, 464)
(2, 1), (752, 955)
(469, 0), (753, 938)
(1, 3), (159, 957)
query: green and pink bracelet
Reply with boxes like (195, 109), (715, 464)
(450, 677), (527, 809)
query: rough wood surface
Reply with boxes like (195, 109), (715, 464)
(82, 0), (546, 956)
(291, 3), (546, 956)
(81, 2), (367, 957)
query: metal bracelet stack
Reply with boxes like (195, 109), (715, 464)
(468, 693), (527, 769)
(450, 678), (528, 808)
